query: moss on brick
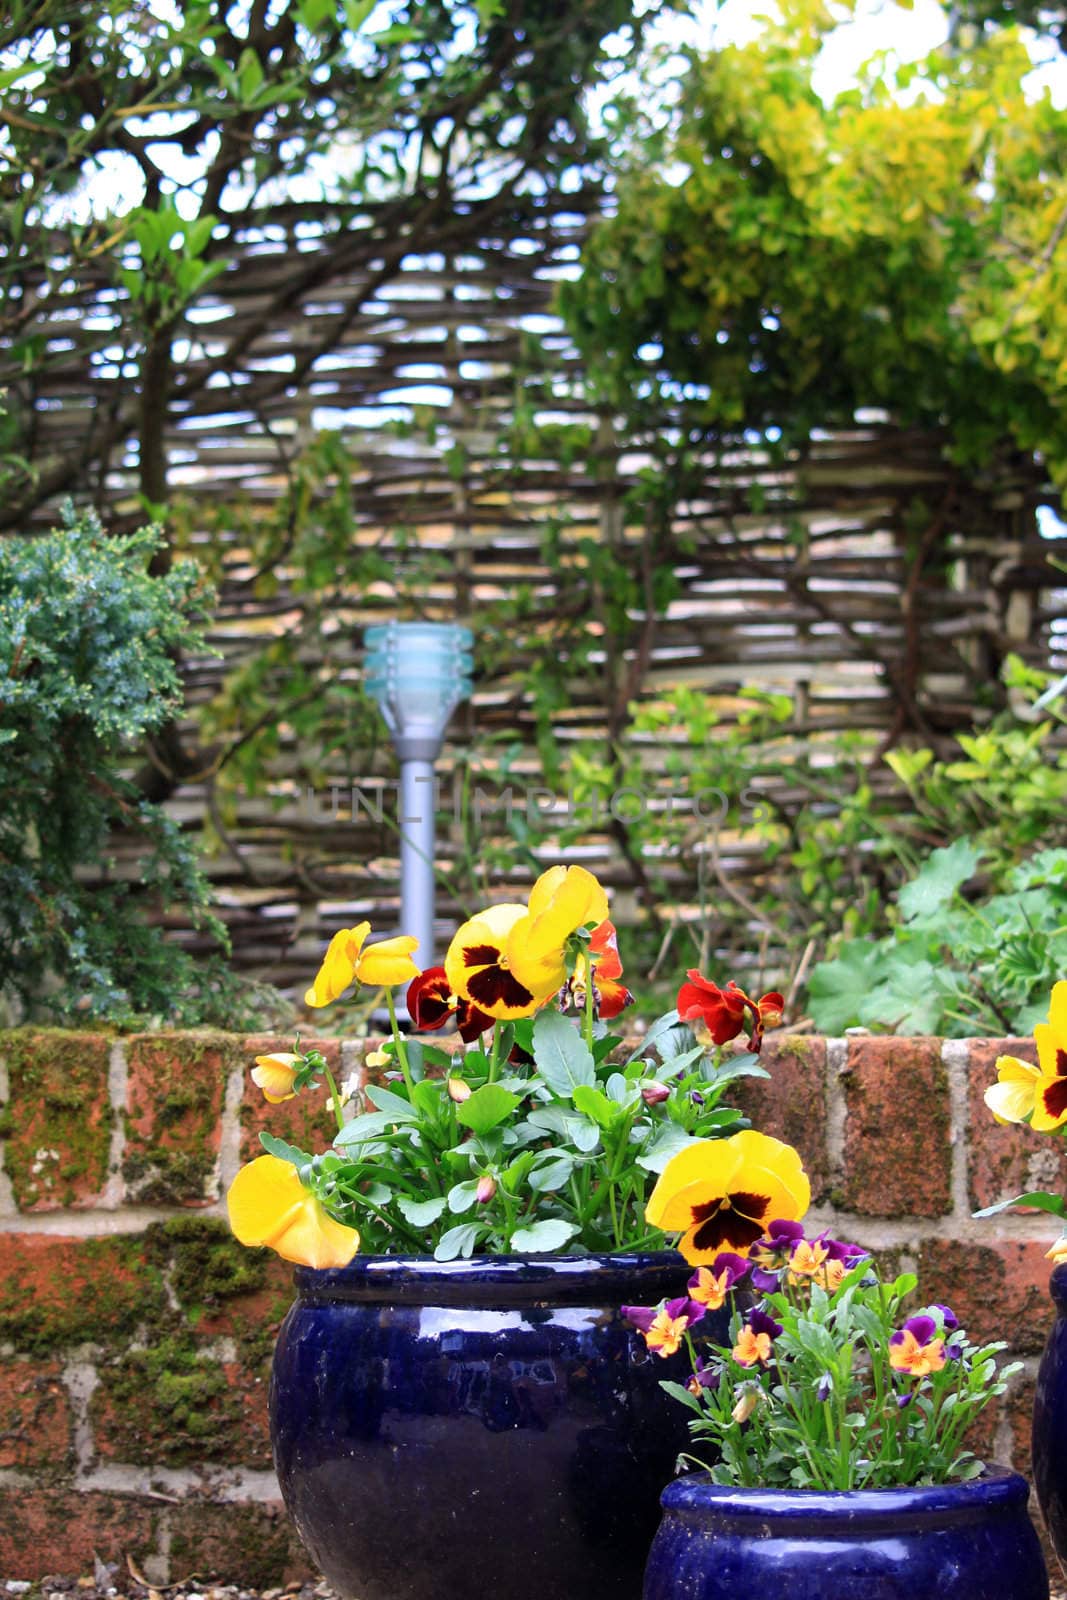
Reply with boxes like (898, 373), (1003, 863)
(92, 1335), (254, 1466)
(1, 1029), (115, 1208)
(168, 1501), (313, 1586)
(146, 1214), (268, 1305)
(124, 1031), (240, 1205)
(0, 1234), (166, 1356)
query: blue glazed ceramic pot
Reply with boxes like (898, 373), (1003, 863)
(642, 1468), (1048, 1600)
(270, 1251), (717, 1600)
(1033, 1261), (1067, 1572)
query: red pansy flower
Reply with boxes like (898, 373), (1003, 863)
(676, 974), (784, 1053)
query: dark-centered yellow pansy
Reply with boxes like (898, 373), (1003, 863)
(444, 902), (541, 1021)
(645, 1130), (811, 1267)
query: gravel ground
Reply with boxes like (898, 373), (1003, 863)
(3, 1574), (1065, 1600)
(0, 1575), (338, 1600)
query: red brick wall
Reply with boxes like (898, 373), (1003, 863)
(0, 1028), (1057, 1582)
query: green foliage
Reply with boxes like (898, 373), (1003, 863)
(267, 1006), (765, 1256)
(560, 4), (1067, 484)
(808, 844), (1067, 1036)
(0, 508), (258, 1024)
(666, 1254), (1017, 1489)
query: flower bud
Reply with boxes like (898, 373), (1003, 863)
(641, 1081), (670, 1106)
(476, 1174), (497, 1204)
(447, 1077), (472, 1103)
(731, 1389), (760, 1424)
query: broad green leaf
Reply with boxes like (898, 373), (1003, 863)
(528, 1152), (575, 1191)
(344, 0), (377, 27)
(524, 1106), (601, 1152)
(366, 1085), (417, 1117)
(533, 1010), (596, 1096)
(898, 840), (984, 924)
(334, 1110), (414, 1146)
(259, 1132), (312, 1167)
(626, 1009), (682, 1064)
(973, 1190), (1067, 1219)
(509, 1219), (579, 1253)
(858, 961), (945, 1035)
(456, 1083), (521, 1135)
(447, 1180), (481, 1213)
(636, 1124), (705, 1174)
(434, 1223), (480, 1261)
(572, 1084), (622, 1129)
(396, 1195), (447, 1227)
(807, 943), (883, 1034)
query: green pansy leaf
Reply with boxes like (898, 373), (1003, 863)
(447, 1180), (481, 1213)
(636, 1124), (705, 1174)
(509, 1219), (579, 1253)
(434, 1223), (480, 1261)
(626, 1010), (682, 1064)
(528, 1152), (575, 1192)
(533, 1010), (596, 1096)
(572, 1084), (622, 1129)
(334, 1111), (415, 1146)
(456, 1083), (521, 1135)
(396, 1195), (448, 1227)
(365, 1085), (417, 1117)
(259, 1132), (312, 1167)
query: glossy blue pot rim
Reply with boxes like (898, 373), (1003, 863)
(291, 1249), (689, 1305)
(659, 1466), (1028, 1529)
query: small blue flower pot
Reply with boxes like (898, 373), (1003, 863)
(270, 1251), (725, 1600)
(642, 1468), (1048, 1600)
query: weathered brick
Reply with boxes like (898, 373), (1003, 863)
(124, 1031), (232, 1205)
(168, 1499), (316, 1586)
(1006, 1374), (1037, 1479)
(143, 1215), (295, 1361)
(842, 1037), (951, 1217)
(239, 1033), (343, 1164)
(918, 1239), (1056, 1354)
(0, 1487), (161, 1578)
(0, 1359), (71, 1474)
(0, 1233), (164, 1355)
(966, 1038), (1067, 1212)
(91, 1338), (271, 1469)
(0, 1029), (114, 1211)
(733, 1036), (830, 1202)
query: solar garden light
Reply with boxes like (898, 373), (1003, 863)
(364, 622), (474, 967)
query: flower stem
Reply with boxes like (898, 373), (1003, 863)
(321, 1062), (346, 1135)
(385, 987), (416, 1098)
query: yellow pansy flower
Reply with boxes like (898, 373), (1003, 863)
(227, 1154), (361, 1269)
(444, 902), (540, 1021)
(646, 1130), (811, 1267)
(985, 982), (1067, 1133)
(506, 865), (610, 1000)
(985, 1055), (1042, 1126)
(305, 921), (420, 1008)
(250, 1052), (301, 1104)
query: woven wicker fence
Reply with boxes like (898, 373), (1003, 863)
(5, 191), (1065, 995)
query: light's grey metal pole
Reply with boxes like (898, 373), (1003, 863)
(364, 621), (473, 981)
(397, 749), (437, 966)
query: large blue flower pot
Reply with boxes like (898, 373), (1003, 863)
(270, 1251), (717, 1600)
(642, 1468), (1048, 1600)
(1033, 1261), (1067, 1571)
